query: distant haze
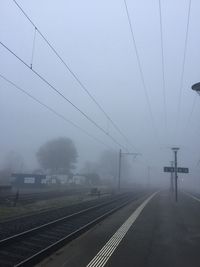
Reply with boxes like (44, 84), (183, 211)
(0, 0), (200, 188)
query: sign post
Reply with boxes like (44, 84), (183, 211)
(173, 148), (179, 202)
(163, 147), (188, 202)
(170, 161), (174, 192)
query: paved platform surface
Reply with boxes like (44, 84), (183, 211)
(106, 191), (200, 267)
(37, 191), (200, 267)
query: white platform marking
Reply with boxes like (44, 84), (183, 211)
(184, 191), (200, 202)
(86, 192), (157, 267)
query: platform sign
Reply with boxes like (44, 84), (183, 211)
(164, 167), (174, 172)
(177, 167), (189, 173)
(164, 167), (189, 173)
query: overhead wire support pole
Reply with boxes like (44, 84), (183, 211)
(12, 0), (136, 152)
(147, 166), (151, 188)
(118, 150), (141, 191)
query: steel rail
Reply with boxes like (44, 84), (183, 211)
(14, 196), (136, 267)
(0, 194), (129, 247)
(0, 193), (144, 267)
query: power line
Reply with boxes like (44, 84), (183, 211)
(158, 0), (167, 132)
(123, 0), (160, 146)
(0, 40), (128, 151)
(12, 0), (136, 152)
(0, 73), (114, 150)
(176, 0), (191, 135)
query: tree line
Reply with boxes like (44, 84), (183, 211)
(0, 137), (131, 185)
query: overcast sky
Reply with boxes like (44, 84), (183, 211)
(1, 0), (200, 185)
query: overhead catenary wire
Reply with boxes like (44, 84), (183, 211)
(176, 0), (192, 136)
(0, 73), (114, 150)
(123, 0), (161, 147)
(158, 0), (167, 132)
(12, 0), (137, 152)
(0, 40), (128, 152)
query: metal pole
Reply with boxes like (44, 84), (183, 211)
(118, 149), (122, 191)
(147, 166), (150, 188)
(117, 151), (140, 191)
(170, 161), (174, 192)
(174, 151), (178, 202)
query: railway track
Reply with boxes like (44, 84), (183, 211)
(0, 188), (89, 205)
(0, 193), (125, 240)
(0, 192), (144, 267)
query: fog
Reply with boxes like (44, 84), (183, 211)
(1, 0), (200, 189)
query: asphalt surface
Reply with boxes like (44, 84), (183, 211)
(37, 191), (200, 267)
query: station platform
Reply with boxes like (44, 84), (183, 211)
(37, 191), (200, 267)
